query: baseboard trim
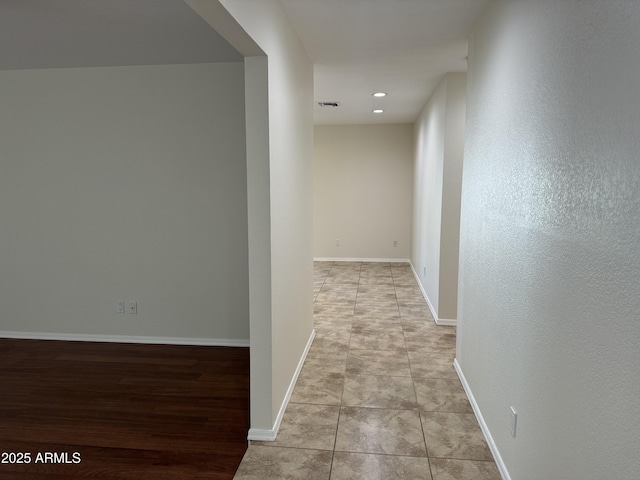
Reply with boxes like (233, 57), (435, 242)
(408, 262), (457, 327)
(454, 358), (511, 480)
(245, 428), (275, 442)
(435, 317), (457, 327)
(247, 328), (316, 442)
(314, 257), (410, 263)
(0, 331), (250, 347)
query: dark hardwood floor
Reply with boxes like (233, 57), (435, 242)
(0, 339), (249, 479)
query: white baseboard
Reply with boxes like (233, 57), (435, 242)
(245, 428), (275, 442)
(314, 257), (410, 263)
(247, 329), (316, 442)
(0, 331), (249, 347)
(434, 317), (457, 327)
(408, 262), (457, 327)
(454, 358), (511, 480)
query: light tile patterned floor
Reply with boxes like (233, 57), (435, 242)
(234, 261), (500, 480)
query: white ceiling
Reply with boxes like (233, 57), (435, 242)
(1, 0), (488, 125)
(279, 0), (490, 125)
(0, 0), (242, 71)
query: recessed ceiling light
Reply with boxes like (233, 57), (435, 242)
(372, 92), (387, 97)
(373, 109), (384, 113)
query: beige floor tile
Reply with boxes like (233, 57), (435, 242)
(314, 316), (353, 329)
(359, 263), (392, 271)
(314, 303), (355, 317)
(357, 284), (397, 295)
(290, 371), (344, 405)
(421, 412), (493, 461)
(333, 261), (362, 268)
(342, 374), (417, 409)
(311, 335), (352, 351)
(325, 274), (360, 285)
(317, 322), (352, 334)
(331, 452), (432, 480)
(351, 321), (403, 333)
(356, 285), (398, 307)
(394, 286), (425, 303)
(353, 312), (402, 322)
(335, 406), (427, 456)
(399, 303), (434, 318)
(391, 275), (417, 286)
(233, 445), (332, 480)
(408, 351), (458, 379)
(351, 318), (402, 331)
(355, 300), (399, 311)
(356, 295), (398, 306)
(354, 303), (400, 318)
(349, 328), (406, 351)
(429, 458), (501, 480)
(405, 330), (456, 353)
(253, 403), (340, 450)
(358, 274), (394, 286)
(359, 268), (392, 275)
(329, 265), (362, 273)
(315, 292), (356, 304)
(236, 260), (488, 478)
(321, 284), (356, 293)
(314, 326), (351, 346)
(413, 378), (473, 413)
(308, 343), (349, 358)
(402, 318), (441, 332)
(361, 261), (391, 267)
(302, 349), (347, 374)
(346, 349), (411, 377)
(314, 261), (334, 267)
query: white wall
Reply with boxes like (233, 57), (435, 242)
(190, 0), (315, 437)
(458, 2), (640, 479)
(412, 73), (466, 323)
(314, 124), (413, 260)
(0, 63), (249, 343)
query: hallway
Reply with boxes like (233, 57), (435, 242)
(234, 261), (500, 479)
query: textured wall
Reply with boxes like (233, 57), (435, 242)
(314, 124), (413, 260)
(458, 1), (640, 479)
(412, 73), (466, 321)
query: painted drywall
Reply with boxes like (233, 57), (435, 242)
(0, 63), (249, 343)
(457, 1), (640, 479)
(200, 0), (315, 434)
(412, 73), (466, 322)
(184, 0), (275, 439)
(314, 124), (413, 260)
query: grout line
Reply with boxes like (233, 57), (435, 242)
(305, 261), (490, 477)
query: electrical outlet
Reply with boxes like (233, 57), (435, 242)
(510, 406), (517, 438)
(336, 239), (341, 247)
(117, 301), (125, 314)
(393, 240), (398, 247)
(129, 301), (137, 314)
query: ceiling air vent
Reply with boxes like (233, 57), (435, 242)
(317, 101), (340, 107)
